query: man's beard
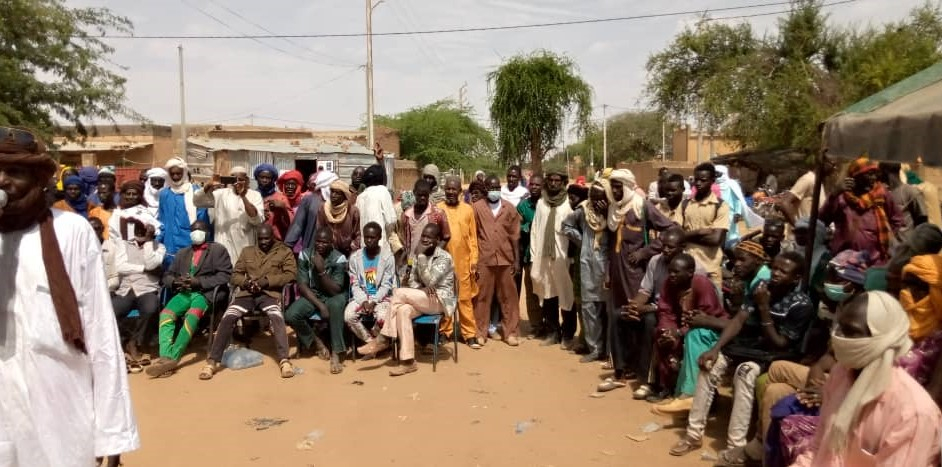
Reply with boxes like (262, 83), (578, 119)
(0, 186), (48, 233)
(445, 197), (458, 206)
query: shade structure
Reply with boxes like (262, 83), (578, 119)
(824, 61), (942, 165)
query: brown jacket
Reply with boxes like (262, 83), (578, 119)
(472, 199), (521, 267)
(232, 241), (298, 299)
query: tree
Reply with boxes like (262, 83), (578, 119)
(0, 0), (142, 140)
(566, 110), (669, 167)
(488, 50), (592, 176)
(374, 100), (499, 176)
(643, 0), (942, 151)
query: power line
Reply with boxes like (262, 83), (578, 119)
(179, 0), (349, 66)
(204, 0), (357, 66)
(96, 0), (856, 39)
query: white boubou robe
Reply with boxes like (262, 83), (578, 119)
(529, 197), (575, 311)
(0, 210), (139, 466)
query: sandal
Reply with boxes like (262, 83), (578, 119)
(389, 363), (418, 376)
(597, 377), (627, 392)
(137, 354), (152, 366)
(279, 359), (295, 378)
(313, 336), (330, 361)
(329, 354), (343, 374)
(198, 362), (217, 380)
(125, 353), (143, 374)
(145, 359), (179, 378)
(600, 360), (614, 370)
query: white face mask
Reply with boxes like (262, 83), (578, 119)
(487, 190), (501, 203)
(190, 230), (207, 245)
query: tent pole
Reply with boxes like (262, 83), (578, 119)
(803, 148), (827, 288)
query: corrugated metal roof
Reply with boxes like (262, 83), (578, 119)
(187, 136), (373, 155)
(54, 141), (154, 152)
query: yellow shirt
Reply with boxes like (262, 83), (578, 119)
(681, 193), (730, 287)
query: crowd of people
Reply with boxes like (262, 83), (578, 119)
(3, 121), (942, 466)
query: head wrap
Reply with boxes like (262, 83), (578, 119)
(400, 190), (416, 211)
(847, 156), (879, 178)
(62, 175), (90, 218)
(323, 179), (351, 224)
(473, 170), (485, 180)
(144, 168), (167, 209)
(56, 165), (75, 191)
(119, 180), (146, 208)
(906, 170), (924, 185)
(422, 164), (441, 181)
(314, 170), (339, 201)
(77, 166), (99, 197)
(253, 163), (278, 198)
(607, 169), (644, 250)
(0, 127), (85, 352)
(601, 167), (613, 179)
(363, 164), (386, 187)
(900, 254), (942, 339)
(584, 179), (613, 250)
(829, 249), (873, 285)
(825, 291), (912, 455)
(230, 166), (248, 176)
(567, 184), (589, 203)
(162, 157), (196, 223)
(277, 170), (305, 209)
(735, 240), (770, 263)
(98, 166), (115, 177)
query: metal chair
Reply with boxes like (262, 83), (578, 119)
(226, 282), (295, 350)
(411, 313), (459, 372)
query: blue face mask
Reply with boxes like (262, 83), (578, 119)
(487, 190), (501, 203)
(823, 282), (852, 303)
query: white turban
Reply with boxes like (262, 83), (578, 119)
(144, 168), (168, 208)
(165, 157), (187, 170)
(314, 170), (339, 201)
(229, 166), (248, 176)
(608, 169), (643, 228)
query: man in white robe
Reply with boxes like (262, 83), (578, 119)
(529, 169), (574, 346)
(194, 166), (265, 265)
(0, 126), (139, 467)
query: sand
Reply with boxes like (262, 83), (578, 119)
(122, 331), (737, 467)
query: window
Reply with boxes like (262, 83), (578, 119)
(321, 160), (335, 172)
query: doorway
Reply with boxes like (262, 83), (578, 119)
(295, 159), (318, 189)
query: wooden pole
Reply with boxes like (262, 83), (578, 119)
(803, 148), (827, 288)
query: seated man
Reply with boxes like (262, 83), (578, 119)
(357, 223), (456, 376)
(669, 250), (814, 464)
(285, 227), (349, 375)
(344, 222), (396, 353)
(147, 220), (232, 377)
(737, 217), (786, 261)
(628, 227), (708, 400)
(199, 224), (297, 380)
(649, 253), (726, 407)
(112, 219), (166, 371)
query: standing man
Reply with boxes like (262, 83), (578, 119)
(777, 156), (838, 224)
(0, 128), (139, 466)
(517, 174), (544, 338)
(255, 163), (293, 241)
(195, 167), (265, 266)
(819, 156), (904, 266)
(351, 166), (367, 195)
(648, 167), (671, 200)
(143, 167), (167, 217)
(473, 175), (522, 346)
(157, 157), (210, 268)
(286, 169), (336, 254)
(683, 163), (731, 290)
(562, 179), (613, 362)
(422, 163), (445, 205)
(501, 165), (529, 206)
(355, 165), (399, 250)
(530, 169), (574, 346)
(200, 224), (297, 380)
(315, 179), (361, 257)
(401, 179), (451, 259)
(438, 175), (480, 348)
(655, 173), (688, 225)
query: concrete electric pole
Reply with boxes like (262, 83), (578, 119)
(602, 104), (608, 169)
(178, 45), (187, 158)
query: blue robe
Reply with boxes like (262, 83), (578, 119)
(156, 185), (211, 268)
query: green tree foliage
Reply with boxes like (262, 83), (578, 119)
(644, 1), (942, 151)
(566, 111), (669, 167)
(488, 50), (592, 176)
(0, 0), (143, 139)
(375, 100), (499, 176)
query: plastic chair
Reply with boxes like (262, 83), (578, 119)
(412, 313), (459, 372)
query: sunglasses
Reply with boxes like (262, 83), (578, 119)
(0, 127), (43, 154)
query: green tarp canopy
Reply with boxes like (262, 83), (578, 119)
(823, 61), (942, 165)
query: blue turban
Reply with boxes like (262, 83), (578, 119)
(253, 163), (279, 197)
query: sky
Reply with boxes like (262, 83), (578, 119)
(71, 0), (926, 142)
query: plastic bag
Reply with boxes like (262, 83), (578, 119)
(222, 347), (265, 370)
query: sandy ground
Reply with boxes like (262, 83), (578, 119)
(122, 329), (736, 467)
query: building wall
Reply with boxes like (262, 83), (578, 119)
(617, 160), (698, 189)
(671, 128), (742, 163)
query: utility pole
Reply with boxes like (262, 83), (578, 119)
(366, 0), (382, 148)
(178, 45), (187, 158)
(696, 107), (703, 163)
(602, 104), (608, 169)
(661, 118), (666, 161)
(458, 82), (468, 110)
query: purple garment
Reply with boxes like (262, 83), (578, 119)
(818, 190), (904, 266)
(765, 394), (820, 467)
(897, 328), (942, 386)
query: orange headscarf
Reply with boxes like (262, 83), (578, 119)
(900, 254), (942, 340)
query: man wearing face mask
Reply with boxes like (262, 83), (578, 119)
(147, 220), (232, 378)
(473, 175), (522, 346)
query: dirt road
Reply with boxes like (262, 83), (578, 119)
(123, 335), (731, 466)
